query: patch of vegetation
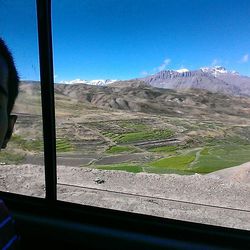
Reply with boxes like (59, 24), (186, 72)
(146, 143), (250, 174)
(56, 138), (74, 152)
(101, 132), (120, 140)
(150, 153), (196, 170)
(200, 147), (209, 155)
(144, 166), (193, 175)
(96, 163), (144, 173)
(204, 135), (249, 147)
(184, 136), (207, 148)
(118, 121), (148, 131)
(191, 144), (250, 173)
(106, 145), (137, 154)
(11, 135), (73, 153)
(148, 145), (178, 153)
(11, 135), (43, 152)
(116, 129), (173, 144)
(0, 151), (25, 164)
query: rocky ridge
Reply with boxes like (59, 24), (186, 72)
(57, 66), (250, 97)
(140, 66), (250, 96)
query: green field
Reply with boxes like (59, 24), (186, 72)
(115, 129), (173, 143)
(148, 145), (178, 153)
(190, 144), (250, 173)
(10, 135), (73, 153)
(117, 121), (148, 131)
(97, 141), (250, 174)
(96, 163), (144, 173)
(147, 143), (250, 174)
(56, 138), (74, 152)
(11, 135), (43, 152)
(150, 153), (196, 170)
(8, 121), (250, 175)
(106, 145), (138, 154)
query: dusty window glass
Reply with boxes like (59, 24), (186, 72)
(53, 0), (250, 230)
(0, 0), (45, 197)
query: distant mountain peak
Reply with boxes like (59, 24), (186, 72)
(175, 68), (189, 73)
(59, 79), (117, 85)
(139, 65), (249, 96)
(200, 66), (239, 76)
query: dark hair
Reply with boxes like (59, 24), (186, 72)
(0, 38), (19, 114)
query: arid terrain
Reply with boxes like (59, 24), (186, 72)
(0, 163), (249, 230)
(4, 81), (250, 174)
(1, 81), (250, 229)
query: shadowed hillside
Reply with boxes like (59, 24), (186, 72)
(55, 80), (250, 117)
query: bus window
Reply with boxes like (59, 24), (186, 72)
(52, 0), (250, 230)
(0, 1), (45, 198)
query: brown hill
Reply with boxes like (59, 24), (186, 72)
(17, 81), (250, 118)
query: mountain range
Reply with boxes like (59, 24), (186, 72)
(18, 78), (250, 119)
(58, 66), (250, 97)
(59, 79), (117, 86)
(139, 66), (250, 96)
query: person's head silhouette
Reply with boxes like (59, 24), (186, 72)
(0, 38), (20, 249)
(0, 38), (19, 149)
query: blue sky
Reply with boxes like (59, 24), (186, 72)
(0, 0), (250, 81)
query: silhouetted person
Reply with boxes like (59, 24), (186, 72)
(0, 38), (20, 249)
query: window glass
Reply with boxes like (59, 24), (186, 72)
(0, 0), (45, 197)
(53, 0), (250, 230)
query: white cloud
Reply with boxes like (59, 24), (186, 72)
(156, 58), (171, 71)
(240, 54), (249, 63)
(141, 71), (149, 76)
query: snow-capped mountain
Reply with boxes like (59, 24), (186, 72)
(200, 66), (239, 77)
(58, 66), (250, 96)
(59, 79), (117, 86)
(140, 66), (250, 96)
(176, 68), (190, 73)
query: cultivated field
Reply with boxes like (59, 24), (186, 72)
(2, 82), (250, 175)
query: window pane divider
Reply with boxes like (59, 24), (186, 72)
(36, 0), (57, 201)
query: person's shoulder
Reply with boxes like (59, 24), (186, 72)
(0, 38), (15, 66)
(0, 38), (8, 55)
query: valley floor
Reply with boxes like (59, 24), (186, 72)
(0, 162), (249, 230)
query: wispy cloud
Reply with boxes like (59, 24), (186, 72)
(239, 54), (249, 63)
(155, 58), (171, 72)
(141, 58), (172, 76)
(140, 71), (149, 76)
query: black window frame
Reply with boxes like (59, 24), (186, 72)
(0, 0), (250, 248)
(36, 0), (57, 202)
